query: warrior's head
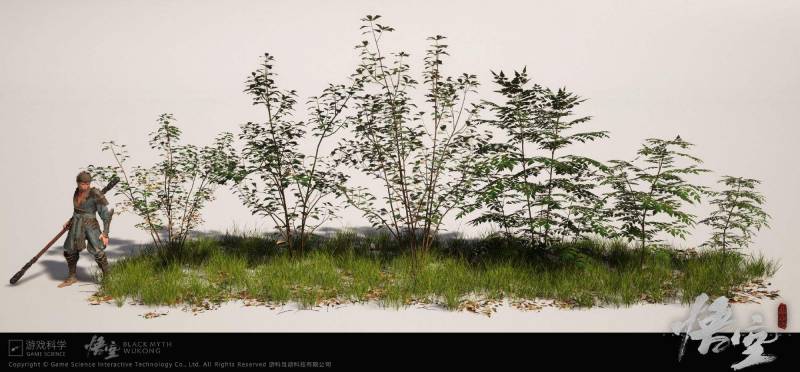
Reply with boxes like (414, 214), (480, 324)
(76, 171), (92, 192)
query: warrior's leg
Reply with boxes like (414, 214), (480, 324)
(94, 251), (109, 277)
(85, 233), (109, 278)
(57, 250), (79, 288)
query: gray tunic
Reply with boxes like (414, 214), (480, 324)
(64, 187), (112, 257)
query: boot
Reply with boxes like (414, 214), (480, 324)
(57, 251), (79, 288)
(95, 253), (110, 278)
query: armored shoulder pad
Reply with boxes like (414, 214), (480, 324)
(90, 187), (109, 205)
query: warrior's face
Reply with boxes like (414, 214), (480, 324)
(77, 181), (90, 192)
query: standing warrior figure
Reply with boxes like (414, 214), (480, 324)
(58, 171), (114, 287)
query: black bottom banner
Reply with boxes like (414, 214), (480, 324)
(2, 332), (798, 370)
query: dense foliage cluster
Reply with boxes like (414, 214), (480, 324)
(89, 15), (770, 260)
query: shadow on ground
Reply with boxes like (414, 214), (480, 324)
(7, 236), (142, 287)
(8, 226), (465, 287)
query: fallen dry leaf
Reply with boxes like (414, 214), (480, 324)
(87, 292), (114, 305)
(728, 279), (781, 304)
(140, 311), (168, 319)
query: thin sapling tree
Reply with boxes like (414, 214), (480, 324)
(700, 176), (770, 254)
(462, 68), (609, 249)
(334, 15), (489, 255)
(89, 114), (236, 250)
(231, 53), (364, 254)
(604, 135), (709, 262)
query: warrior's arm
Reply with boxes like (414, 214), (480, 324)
(98, 203), (112, 236)
(93, 189), (113, 236)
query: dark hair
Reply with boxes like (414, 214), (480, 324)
(76, 171), (92, 183)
